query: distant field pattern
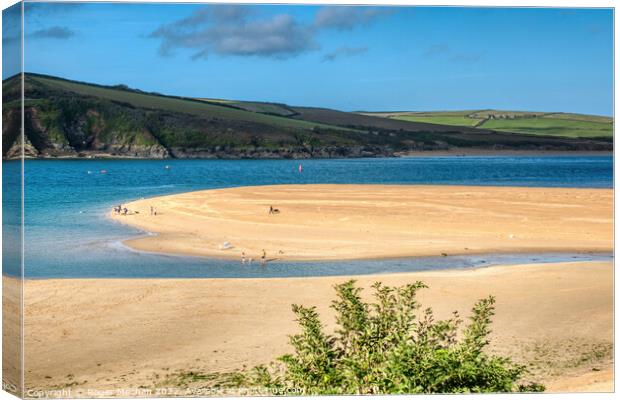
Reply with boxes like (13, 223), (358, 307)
(368, 110), (613, 138)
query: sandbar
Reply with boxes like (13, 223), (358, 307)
(110, 184), (613, 261)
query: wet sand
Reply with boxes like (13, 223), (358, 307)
(17, 260), (613, 395)
(110, 184), (613, 261)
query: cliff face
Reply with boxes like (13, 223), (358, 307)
(4, 100), (170, 159)
(22, 106), (170, 158)
(3, 77), (167, 158)
(2, 74), (613, 160)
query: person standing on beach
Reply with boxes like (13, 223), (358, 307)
(150, 206), (154, 216)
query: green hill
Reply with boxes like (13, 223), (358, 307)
(2, 74), (612, 159)
(29, 75), (338, 131)
(195, 98), (298, 117)
(362, 110), (613, 139)
(3, 74), (366, 159)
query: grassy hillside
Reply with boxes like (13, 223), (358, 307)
(367, 111), (484, 127)
(363, 110), (613, 139)
(2, 74), (613, 159)
(33, 76), (330, 131)
(480, 114), (612, 138)
(5, 74), (375, 159)
(289, 107), (509, 135)
(196, 98), (297, 117)
(287, 107), (613, 150)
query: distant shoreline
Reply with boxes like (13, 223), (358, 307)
(2, 149), (613, 161)
(396, 149), (613, 157)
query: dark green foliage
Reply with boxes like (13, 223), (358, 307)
(236, 280), (543, 395)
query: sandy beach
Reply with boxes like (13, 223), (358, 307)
(15, 260), (612, 395)
(110, 184), (613, 261)
(10, 184), (613, 395)
(2, 276), (22, 396)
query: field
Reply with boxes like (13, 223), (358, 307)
(364, 110), (613, 139)
(196, 98), (297, 117)
(293, 107), (488, 134)
(481, 117), (612, 138)
(371, 112), (484, 127)
(32, 76), (333, 131)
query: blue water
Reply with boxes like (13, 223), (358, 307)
(1, 156), (613, 278)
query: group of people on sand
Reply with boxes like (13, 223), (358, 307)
(241, 249), (285, 266)
(113, 204), (158, 216)
(113, 205), (129, 215)
(241, 249), (271, 266)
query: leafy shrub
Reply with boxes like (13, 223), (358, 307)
(235, 280), (543, 394)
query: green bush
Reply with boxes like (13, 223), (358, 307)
(236, 280), (543, 394)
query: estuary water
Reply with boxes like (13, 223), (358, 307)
(1, 155), (613, 278)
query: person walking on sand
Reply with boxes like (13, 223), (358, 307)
(150, 206), (154, 216)
(269, 206), (273, 214)
(261, 249), (267, 265)
(241, 252), (246, 264)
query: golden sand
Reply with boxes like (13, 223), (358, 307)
(11, 184), (613, 395)
(16, 261), (613, 394)
(110, 184), (612, 261)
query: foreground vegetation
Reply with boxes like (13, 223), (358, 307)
(231, 280), (543, 394)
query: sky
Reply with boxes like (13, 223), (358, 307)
(2, 2), (615, 116)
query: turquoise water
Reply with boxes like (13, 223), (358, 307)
(1, 156), (613, 278)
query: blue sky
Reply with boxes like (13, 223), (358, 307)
(3, 2), (614, 115)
